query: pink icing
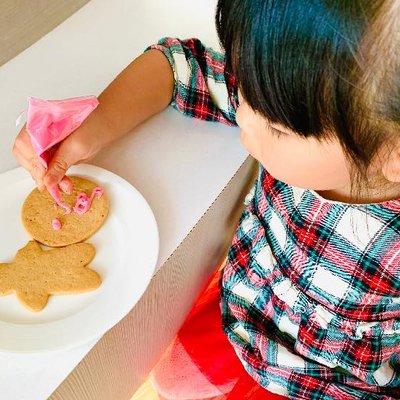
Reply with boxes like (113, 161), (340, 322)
(52, 218), (62, 230)
(49, 186), (71, 214)
(73, 187), (104, 215)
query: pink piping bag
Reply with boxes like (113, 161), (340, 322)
(25, 96), (99, 213)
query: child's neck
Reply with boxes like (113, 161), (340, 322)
(317, 182), (400, 204)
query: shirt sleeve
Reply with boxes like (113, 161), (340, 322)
(146, 37), (238, 126)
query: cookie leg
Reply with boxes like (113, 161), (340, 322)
(16, 290), (50, 312)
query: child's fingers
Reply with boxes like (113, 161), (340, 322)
(12, 145), (31, 171)
(13, 126), (35, 161)
(13, 146), (46, 190)
(44, 159), (68, 188)
(13, 126), (46, 188)
(59, 176), (73, 194)
(44, 143), (77, 189)
(14, 126), (79, 195)
(31, 162), (46, 192)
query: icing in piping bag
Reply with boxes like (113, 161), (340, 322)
(25, 96), (99, 211)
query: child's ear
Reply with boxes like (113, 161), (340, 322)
(381, 145), (400, 183)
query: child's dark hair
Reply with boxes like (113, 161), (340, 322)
(216, 0), (400, 187)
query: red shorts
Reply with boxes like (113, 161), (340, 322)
(151, 265), (287, 400)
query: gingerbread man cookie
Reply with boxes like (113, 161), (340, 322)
(0, 241), (101, 312)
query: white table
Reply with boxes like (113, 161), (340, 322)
(0, 1), (251, 399)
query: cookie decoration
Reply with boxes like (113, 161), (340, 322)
(22, 176), (109, 247)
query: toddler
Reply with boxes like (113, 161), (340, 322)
(13, 1), (400, 399)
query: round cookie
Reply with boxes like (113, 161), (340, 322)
(22, 176), (109, 247)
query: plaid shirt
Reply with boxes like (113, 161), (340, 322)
(149, 38), (400, 400)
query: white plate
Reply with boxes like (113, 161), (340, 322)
(0, 164), (159, 353)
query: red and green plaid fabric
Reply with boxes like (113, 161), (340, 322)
(149, 38), (400, 399)
(148, 37), (237, 125)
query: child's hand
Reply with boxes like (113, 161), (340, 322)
(13, 126), (48, 191)
(12, 49), (175, 192)
(13, 118), (101, 193)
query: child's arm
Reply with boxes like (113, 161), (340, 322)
(13, 38), (238, 191)
(13, 49), (174, 190)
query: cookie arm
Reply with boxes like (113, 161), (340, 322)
(13, 240), (42, 262)
(48, 242), (96, 265)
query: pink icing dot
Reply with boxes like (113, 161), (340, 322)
(52, 218), (62, 230)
